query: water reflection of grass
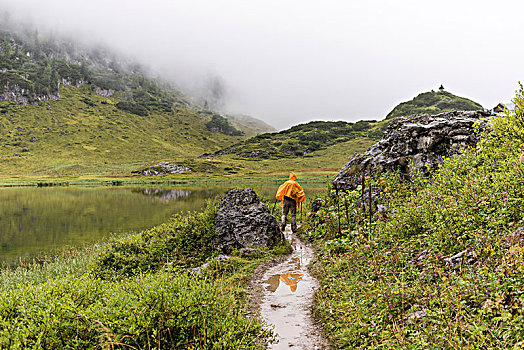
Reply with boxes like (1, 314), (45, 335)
(0, 186), (225, 265)
(0, 180), (326, 266)
(0, 173), (332, 187)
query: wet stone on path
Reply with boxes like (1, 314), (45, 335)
(258, 225), (329, 349)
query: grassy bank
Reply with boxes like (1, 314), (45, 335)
(0, 195), (290, 349)
(301, 87), (524, 348)
(0, 135), (375, 187)
(0, 171), (335, 189)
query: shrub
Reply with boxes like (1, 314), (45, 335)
(0, 271), (270, 349)
(115, 101), (149, 116)
(206, 115), (244, 136)
(0, 191), (285, 349)
(92, 203), (218, 278)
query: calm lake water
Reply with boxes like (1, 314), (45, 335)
(0, 182), (326, 265)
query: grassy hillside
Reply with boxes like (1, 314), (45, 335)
(0, 25), (376, 178)
(129, 119), (384, 179)
(0, 84), (245, 175)
(210, 120), (388, 160)
(301, 86), (524, 348)
(386, 89), (483, 119)
(0, 27), (278, 175)
(136, 137), (376, 178)
(226, 114), (277, 137)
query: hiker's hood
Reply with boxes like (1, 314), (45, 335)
(276, 173), (305, 207)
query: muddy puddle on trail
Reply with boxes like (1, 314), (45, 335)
(257, 225), (329, 349)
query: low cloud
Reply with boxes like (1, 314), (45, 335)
(1, 0), (523, 129)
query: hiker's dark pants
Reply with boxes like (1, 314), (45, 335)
(281, 196), (297, 232)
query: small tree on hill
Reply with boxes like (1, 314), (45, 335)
(439, 84), (445, 91)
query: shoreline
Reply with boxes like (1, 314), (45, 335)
(0, 173), (332, 188)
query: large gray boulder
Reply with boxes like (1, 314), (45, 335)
(213, 188), (282, 253)
(334, 110), (491, 191)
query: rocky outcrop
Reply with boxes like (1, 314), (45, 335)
(1, 83), (60, 105)
(213, 188), (282, 253)
(137, 162), (191, 176)
(333, 111), (491, 191)
(94, 87), (115, 98)
(61, 79), (87, 89)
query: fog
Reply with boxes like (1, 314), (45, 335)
(1, 0), (523, 129)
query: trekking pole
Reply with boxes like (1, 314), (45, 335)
(369, 181), (373, 235)
(300, 202), (303, 225)
(335, 183), (341, 236)
(271, 198), (278, 216)
(361, 170), (366, 211)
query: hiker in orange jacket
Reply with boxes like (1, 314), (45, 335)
(276, 173), (305, 233)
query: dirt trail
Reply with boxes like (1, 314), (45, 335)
(256, 225), (329, 349)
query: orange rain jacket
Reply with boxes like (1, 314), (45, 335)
(275, 173), (305, 208)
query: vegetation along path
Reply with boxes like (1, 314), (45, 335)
(257, 225), (329, 349)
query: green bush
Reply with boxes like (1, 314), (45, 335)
(206, 115), (244, 136)
(115, 101), (149, 116)
(0, 271), (270, 349)
(92, 204), (218, 278)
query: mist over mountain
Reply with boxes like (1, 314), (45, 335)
(0, 20), (280, 175)
(0, 7), (231, 113)
(1, 0), (521, 129)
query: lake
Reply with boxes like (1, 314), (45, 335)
(0, 182), (326, 265)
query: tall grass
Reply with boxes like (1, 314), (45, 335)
(0, 271), (271, 349)
(0, 245), (99, 291)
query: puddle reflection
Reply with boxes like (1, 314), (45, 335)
(265, 258), (304, 293)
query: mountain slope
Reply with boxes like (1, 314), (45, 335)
(0, 27), (261, 174)
(301, 86), (524, 348)
(208, 120), (388, 159)
(386, 89), (483, 119)
(225, 114), (276, 137)
(0, 85), (245, 175)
